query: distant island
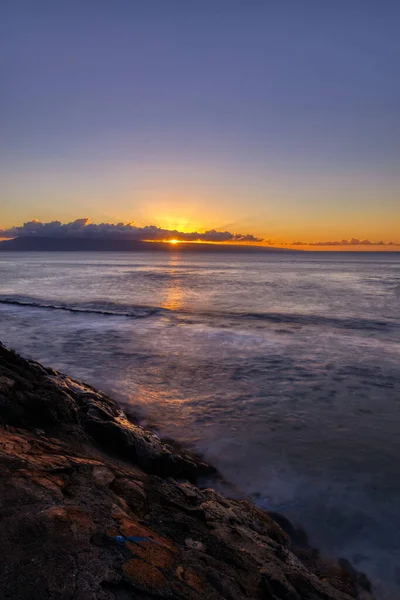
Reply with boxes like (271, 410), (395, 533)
(0, 236), (293, 253)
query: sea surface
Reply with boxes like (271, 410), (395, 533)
(1, 251), (399, 598)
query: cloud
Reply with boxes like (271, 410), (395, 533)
(291, 238), (399, 247)
(0, 218), (263, 243)
(2, 219), (397, 247)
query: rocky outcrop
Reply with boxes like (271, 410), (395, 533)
(0, 342), (373, 599)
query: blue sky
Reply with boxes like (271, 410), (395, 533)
(1, 1), (399, 246)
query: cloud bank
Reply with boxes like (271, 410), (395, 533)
(291, 238), (399, 247)
(0, 218), (263, 243)
(1, 219), (398, 247)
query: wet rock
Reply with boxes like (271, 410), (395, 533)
(0, 342), (216, 482)
(111, 478), (148, 516)
(0, 342), (374, 600)
(185, 538), (205, 551)
(267, 511), (309, 547)
(92, 465), (115, 486)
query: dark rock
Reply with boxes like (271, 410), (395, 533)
(0, 342), (374, 599)
(267, 511), (309, 547)
(0, 342), (216, 482)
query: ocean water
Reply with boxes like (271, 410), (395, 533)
(0, 251), (399, 598)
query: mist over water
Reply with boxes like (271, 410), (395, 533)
(1, 251), (399, 598)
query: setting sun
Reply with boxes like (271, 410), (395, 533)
(169, 239), (179, 244)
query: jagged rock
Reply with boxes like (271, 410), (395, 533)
(0, 342), (216, 482)
(0, 342), (374, 599)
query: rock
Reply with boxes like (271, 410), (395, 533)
(111, 478), (148, 517)
(0, 342), (216, 482)
(267, 511), (309, 547)
(185, 538), (205, 551)
(0, 341), (374, 600)
(92, 465), (115, 485)
(0, 375), (15, 390)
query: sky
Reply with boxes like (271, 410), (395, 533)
(0, 1), (399, 249)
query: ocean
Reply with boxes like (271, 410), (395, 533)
(0, 250), (399, 598)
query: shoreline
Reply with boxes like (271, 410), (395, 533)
(0, 341), (374, 599)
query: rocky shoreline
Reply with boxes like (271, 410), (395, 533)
(0, 341), (373, 599)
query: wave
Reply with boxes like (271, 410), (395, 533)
(238, 311), (397, 332)
(0, 295), (397, 334)
(0, 297), (160, 319)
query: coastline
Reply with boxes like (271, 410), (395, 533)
(0, 341), (374, 600)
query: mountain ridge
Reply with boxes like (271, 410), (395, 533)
(0, 236), (292, 252)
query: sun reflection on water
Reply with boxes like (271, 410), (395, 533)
(160, 256), (184, 312)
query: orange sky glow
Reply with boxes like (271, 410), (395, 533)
(1, 214), (399, 251)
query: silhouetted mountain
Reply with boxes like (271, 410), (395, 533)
(0, 236), (292, 252)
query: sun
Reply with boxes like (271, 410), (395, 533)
(169, 239), (179, 244)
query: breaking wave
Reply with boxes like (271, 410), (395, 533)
(0, 295), (397, 333)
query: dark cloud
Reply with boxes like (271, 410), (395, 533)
(0, 218), (263, 243)
(291, 238), (399, 247)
